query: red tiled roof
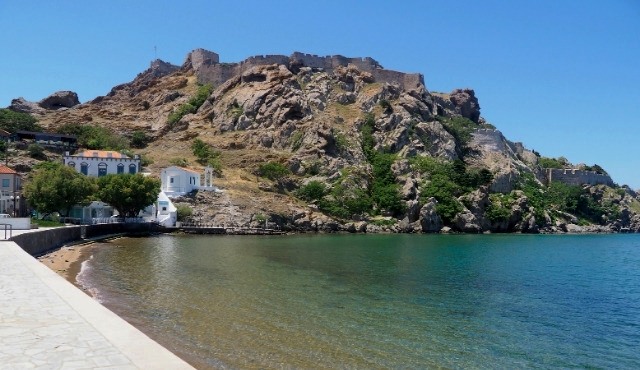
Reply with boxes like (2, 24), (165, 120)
(0, 165), (17, 174)
(72, 150), (130, 159)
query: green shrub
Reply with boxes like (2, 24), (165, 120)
(167, 84), (213, 127)
(379, 99), (392, 113)
(421, 173), (463, 223)
(436, 116), (476, 148)
(130, 130), (151, 148)
(258, 161), (290, 181)
(191, 139), (221, 172)
(27, 143), (46, 159)
(290, 131), (304, 151)
(297, 181), (326, 202)
(167, 103), (196, 126)
(188, 84), (213, 108)
(227, 101), (244, 120)
(359, 114), (404, 216)
(58, 123), (129, 150)
(176, 204), (193, 222)
(486, 193), (513, 222)
(538, 156), (569, 169)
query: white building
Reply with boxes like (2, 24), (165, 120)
(0, 165), (22, 216)
(160, 166), (217, 198)
(62, 150), (141, 177)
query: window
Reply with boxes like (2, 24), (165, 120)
(98, 163), (107, 177)
(67, 161), (75, 168)
(2, 179), (9, 188)
(80, 163), (88, 175)
(117, 163), (124, 174)
(170, 177), (174, 184)
(129, 164), (137, 174)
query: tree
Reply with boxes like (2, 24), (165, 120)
(130, 130), (150, 148)
(257, 161), (290, 181)
(0, 108), (41, 132)
(296, 180), (326, 202)
(23, 162), (97, 217)
(97, 174), (160, 217)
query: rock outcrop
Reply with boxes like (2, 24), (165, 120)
(38, 91), (80, 110)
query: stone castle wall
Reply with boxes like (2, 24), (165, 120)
(545, 168), (614, 187)
(187, 49), (424, 92)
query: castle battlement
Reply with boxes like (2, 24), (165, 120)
(545, 168), (614, 187)
(185, 48), (424, 92)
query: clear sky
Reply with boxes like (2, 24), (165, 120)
(1, 1), (639, 187)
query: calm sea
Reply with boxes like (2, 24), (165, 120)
(77, 234), (640, 369)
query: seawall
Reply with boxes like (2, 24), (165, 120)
(0, 225), (194, 369)
(10, 223), (164, 256)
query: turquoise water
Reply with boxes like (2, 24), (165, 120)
(78, 234), (640, 369)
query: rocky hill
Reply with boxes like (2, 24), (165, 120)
(8, 49), (640, 233)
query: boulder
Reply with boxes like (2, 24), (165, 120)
(419, 198), (443, 232)
(448, 88), (481, 123)
(9, 97), (45, 114)
(38, 91), (80, 110)
(453, 211), (482, 233)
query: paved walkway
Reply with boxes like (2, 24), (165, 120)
(0, 240), (194, 369)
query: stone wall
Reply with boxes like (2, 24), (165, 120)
(10, 227), (83, 256)
(187, 49), (424, 92)
(10, 223), (164, 256)
(545, 168), (614, 187)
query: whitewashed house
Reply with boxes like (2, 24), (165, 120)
(62, 150), (141, 177)
(62, 150), (141, 224)
(160, 166), (217, 198)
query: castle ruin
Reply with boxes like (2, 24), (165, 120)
(184, 48), (425, 92)
(544, 168), (614, 187)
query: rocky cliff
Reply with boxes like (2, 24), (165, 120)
(10, 49), (640, 233)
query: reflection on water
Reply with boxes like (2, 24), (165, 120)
(78, 234), (640, 369)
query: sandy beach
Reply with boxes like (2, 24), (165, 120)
(38, 243), (97, 285)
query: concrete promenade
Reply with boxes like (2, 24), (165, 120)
(0, 239), (194, 369)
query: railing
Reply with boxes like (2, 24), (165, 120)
(0, 223), (13, 240)
(90, 217), (146, 225)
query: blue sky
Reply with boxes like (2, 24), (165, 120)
(1, 1), (639, 187)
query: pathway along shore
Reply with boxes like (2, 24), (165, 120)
(1, 226), (194, 369)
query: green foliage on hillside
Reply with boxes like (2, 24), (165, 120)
(257, 161), (290, 181)
(191, 138), (222, 174)
(516, 173), (619, 225)
(412, 156), (493, 223)
(168, 84), (213, 126)
(130, 130), (151, 148)
(296, 181), (326, 202)
(58, 123), (129, 150)
(360, 114), (404, 216)
(486, 193), (515, 223)
(318, 170), (373, 219)
(27, 144), (46, 159)
(0, 109), (41, 133)
(436, 116), (476, 147)
(583, 164), (608, 175)
(538, 156), (569, 169)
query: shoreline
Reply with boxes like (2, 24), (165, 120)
(37, 237), (120, 287)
